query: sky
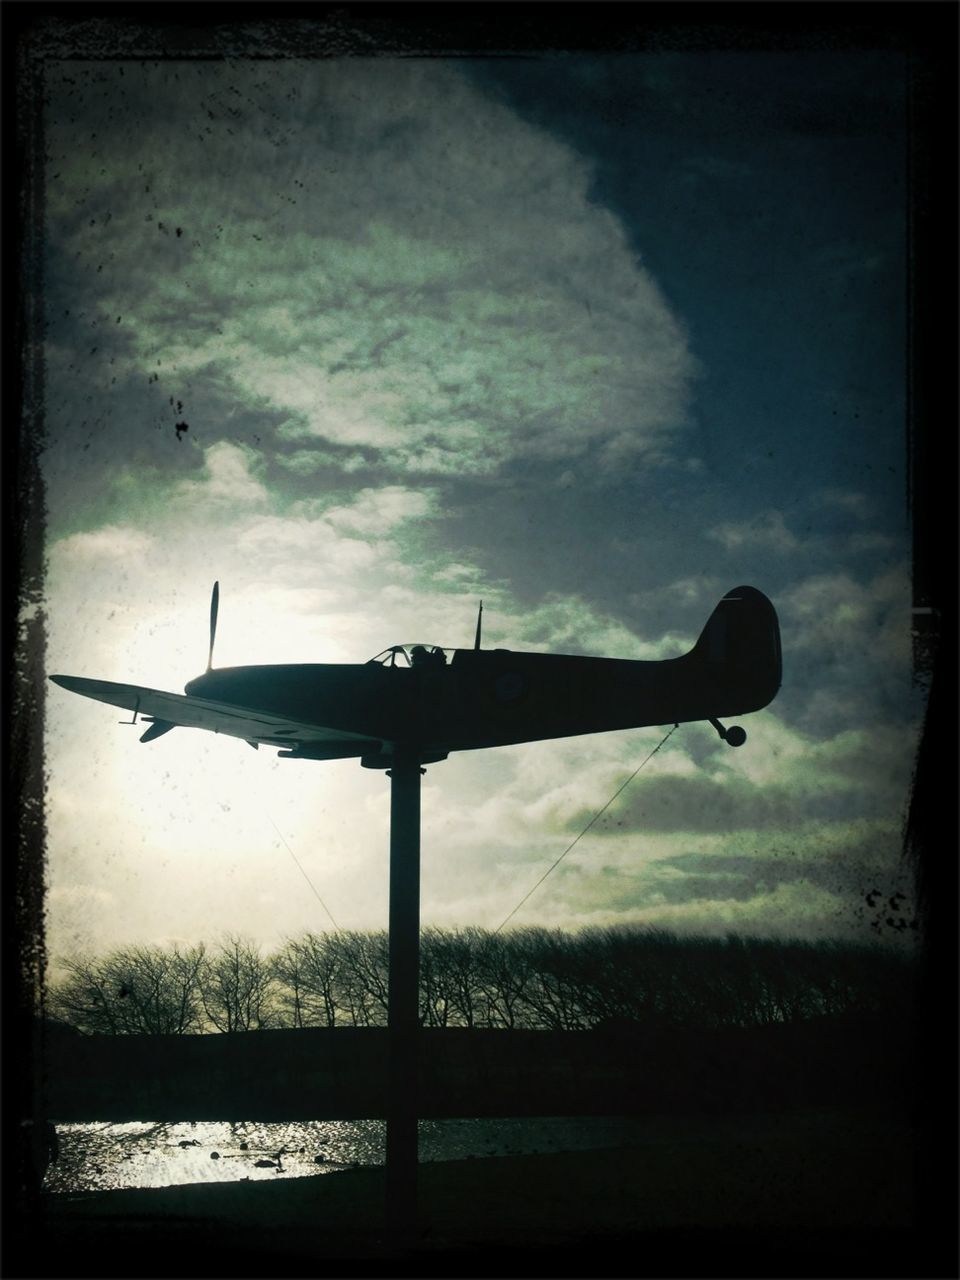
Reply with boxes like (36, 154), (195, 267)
(35, 45), (924, 962)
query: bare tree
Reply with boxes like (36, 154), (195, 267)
(468, 929), (554, 1028)
(270, 938), (309, 1029)
(419, 927), (453, 1027)
(329, 931), (389, 1026)
(47, 955), (122, 1034)
(51, 927), (917, 1037)
(519, 928), (592, 1030)
(468, 929), (536, 1028)
(48, 945), (207, 1035)
(271, 933), (343, 1027)
(199, 936), (276, 1032)
(419, 927), (487, 1027)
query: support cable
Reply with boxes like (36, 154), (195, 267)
(265, 811), (341, 932)
(494, 724), (679, 933)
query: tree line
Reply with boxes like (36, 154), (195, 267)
(46, 926), (914, 1036)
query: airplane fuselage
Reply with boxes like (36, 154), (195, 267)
(52, 586), (781, 767)
(185, 640), (775, 762)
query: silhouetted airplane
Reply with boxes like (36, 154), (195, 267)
(49, 584), (781, 768)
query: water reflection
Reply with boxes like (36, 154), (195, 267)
(45, 1116), (650, 1194)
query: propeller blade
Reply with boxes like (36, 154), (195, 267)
(474, 600), (483, 651)
(207, 581), (220, 671)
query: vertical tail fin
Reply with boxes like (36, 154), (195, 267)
(691, 586), (782, 713)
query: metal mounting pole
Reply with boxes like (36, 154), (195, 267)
(385, 746), (422, 1239)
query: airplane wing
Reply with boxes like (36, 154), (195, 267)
(48, 675), (381, 758)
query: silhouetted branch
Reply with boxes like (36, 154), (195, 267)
(48, 927), (916, 1035)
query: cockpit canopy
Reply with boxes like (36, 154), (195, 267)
(368, 644), (454, 669)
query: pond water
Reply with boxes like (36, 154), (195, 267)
(45, 1116), (656, 1194)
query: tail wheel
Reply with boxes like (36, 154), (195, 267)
(709, 717), (747, 747)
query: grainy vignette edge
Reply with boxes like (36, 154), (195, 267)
(4, 0), (50, 1241)
(902, 13), (959, 1268)
(4, 4), (956, 1276)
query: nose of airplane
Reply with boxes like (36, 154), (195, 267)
(184, 672), (214, 697)
(184, 667), (266, 704)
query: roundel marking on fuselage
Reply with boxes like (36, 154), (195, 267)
(494, 671), (525, 704)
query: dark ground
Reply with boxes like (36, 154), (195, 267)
(41, 1016), (913, 1121)
(6, 1105), (938, 1279)
(12, 1014), (948, 1277)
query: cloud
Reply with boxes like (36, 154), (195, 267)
(769, 562), (921, 739)
(46, 884), (120, 956)
(564, 719), (916, 837)
(174, 441), (268, 506)
(626, 813), (916, 941)
(54, 525), (155, 565)
(36, 57), (916, 957)
(323, 486), (437, 537)
(499, 594), (680, 660)
(703, 498), (903, 583)
(48, 461), (724, 955)
(816, 488), (872, 519)
(779, 565), (911, 667)
(44, 59), (697, 484)
(275, 447), (371, 475)
(706, 510), (798, 553)
(847, 531), (897, 554)
(621, 878), (868, 941)
(495, 808), (915, 942)
(648, 836), (911, 907)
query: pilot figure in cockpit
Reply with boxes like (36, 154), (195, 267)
(410, 645), (446, 668)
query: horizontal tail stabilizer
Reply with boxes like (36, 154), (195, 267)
(139, 718), (177, 743)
